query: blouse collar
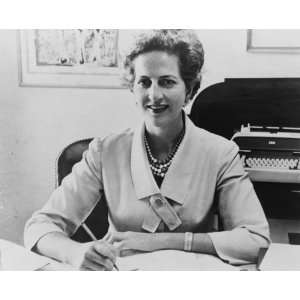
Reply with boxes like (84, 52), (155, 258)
(130, 112), (202, 205)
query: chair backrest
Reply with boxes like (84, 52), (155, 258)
(56, 138), (109, 242)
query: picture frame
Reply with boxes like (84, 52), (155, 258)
(247, 29), (300, 53)
(18, 29), (125, 89)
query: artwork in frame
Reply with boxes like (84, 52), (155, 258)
(18, 29), (125, 88)
(247, 29), (300, 53)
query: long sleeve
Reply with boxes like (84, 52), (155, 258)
(24, 138), (104, 250)
(208, 141), (271, 265)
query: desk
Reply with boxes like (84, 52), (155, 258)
(39, 261), (75, 271)
(39, 256), (257, 271)
(0, 239), (74, 271)
(0, 239), (256, 271)
(116, 250), (257, 271)
(41, 253), (257, 271)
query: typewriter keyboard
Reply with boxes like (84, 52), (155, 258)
(241, 155), (300, 170)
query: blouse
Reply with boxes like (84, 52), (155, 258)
(24, 113), (270, 265)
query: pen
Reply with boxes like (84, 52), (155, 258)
(82, 223), (119, 271)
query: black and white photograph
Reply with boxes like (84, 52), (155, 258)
(2, 28), (300, 272)
(1, 1), (300, 298)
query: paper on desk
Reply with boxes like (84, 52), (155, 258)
(117, 250), (238, 271)
(259, 243), (300, 271)
(0, 239), (52, 270)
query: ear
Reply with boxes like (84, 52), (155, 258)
(185, 77), (201, 102)
(185, 82), (195, 103)
(185, 87), (193, 102)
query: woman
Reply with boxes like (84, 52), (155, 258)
(24, 30), (270, 270)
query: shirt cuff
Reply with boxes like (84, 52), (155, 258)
(208, 228), (269, 265)
(24, 222), (65, 250)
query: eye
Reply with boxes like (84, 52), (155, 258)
(137, 78), (151, 88)
(159, 78), (176, 88)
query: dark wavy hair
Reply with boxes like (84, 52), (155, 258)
(122, 29), (204, 100)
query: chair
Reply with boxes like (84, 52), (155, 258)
(56, 138), (109, 242)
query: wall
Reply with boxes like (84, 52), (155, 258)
(1, 29), (300, 244)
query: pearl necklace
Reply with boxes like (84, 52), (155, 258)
(144, 128), (185, 178)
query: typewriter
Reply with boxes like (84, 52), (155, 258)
(232, 124), (300, 183)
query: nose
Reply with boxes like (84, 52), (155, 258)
(148, 82), (163, 102)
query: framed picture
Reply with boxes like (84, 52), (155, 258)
(18, 29), (125, 88)
(247, 29), (300, 53)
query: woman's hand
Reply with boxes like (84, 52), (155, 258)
(69, 239), (118, 270)
(104, 231), (156, 256)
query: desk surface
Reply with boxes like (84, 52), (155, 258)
(42, 252), (257, 271)
(40, 256), (257, 271)
(116, 250), (256, 271)
(39, 261), (75, 271)
(0, 239), (257, 271)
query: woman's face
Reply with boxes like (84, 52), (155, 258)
(132, 51), (187, 130)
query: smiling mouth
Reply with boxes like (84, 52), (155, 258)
(147, 105), (169, 114)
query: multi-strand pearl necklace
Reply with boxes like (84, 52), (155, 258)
(144, 128), (185, 178)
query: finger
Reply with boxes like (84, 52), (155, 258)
(114, 241), (137, 257)
(82, 260), (108, 271)
(119, 249), (144, 257)
(80, 265), (100, 271)
(103, 231), (112, 242)
(102, 240), (119, 258)
(113, 241), (126, 251)
(119, 249), (133, 257)
(85, 250), (114, 271)
(80, 266), (92, 271)
(78, 254), (104, 271)
(93, 240), (118, 262)
(108, 231), (126, 243)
